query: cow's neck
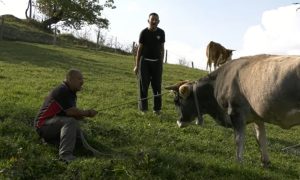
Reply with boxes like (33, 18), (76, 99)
(194, 80), (232, 128)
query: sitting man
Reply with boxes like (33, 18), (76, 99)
(34, 69), (97, 163)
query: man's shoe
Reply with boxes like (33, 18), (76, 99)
(138, 110), (147, 115)
(59, 154), (76, 164)
(153, 110), (161, 116)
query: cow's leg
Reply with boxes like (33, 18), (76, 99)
(231, 111), (246, 164)
(253, 122), (270, 168)
(234, 125), (245, 163)
(206, 60), (212, 72)
(213, 61), (217, 71)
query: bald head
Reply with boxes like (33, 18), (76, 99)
(66, 69), (82, 81)
(65, 69), (84, 92)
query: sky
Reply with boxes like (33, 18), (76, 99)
(1, 0), (300, 70)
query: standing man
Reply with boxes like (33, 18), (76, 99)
(34, 69), (97, 163)
(133, 12), (165, 115)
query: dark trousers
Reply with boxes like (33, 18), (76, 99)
(37, 116), (81, 158)
(138, 58), (163, 111)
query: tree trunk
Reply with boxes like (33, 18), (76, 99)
(25, 0), (32, 19)
(42, 10), (63, 30)
(96, 29), (101, 49)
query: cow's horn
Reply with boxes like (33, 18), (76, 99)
(179, 84), (191, 99)
(165, 80), (189, 91)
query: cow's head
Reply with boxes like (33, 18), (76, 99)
(226, 49), (235, 60)
(219, 49), (235, 65)
(166, 78), (232, 128)
(165, 80), (207, 128)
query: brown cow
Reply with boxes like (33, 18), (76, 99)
(206, 41), (234, 72)
(166, 54), (300, 167)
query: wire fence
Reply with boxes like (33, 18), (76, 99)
(166, 49), (195, 68)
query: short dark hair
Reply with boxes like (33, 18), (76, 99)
(149, 12), (159, 18)
(66, 69), (81, 81)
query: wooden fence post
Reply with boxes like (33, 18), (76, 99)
(53, 25), (57, 45)
(164, 49), (168, 63)
(132, 41), (136, 54)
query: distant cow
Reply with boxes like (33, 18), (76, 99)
(166, 54), (300, 167)
(206, 41), (234, 72)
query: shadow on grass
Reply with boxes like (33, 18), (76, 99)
(87, 146), (297, 179)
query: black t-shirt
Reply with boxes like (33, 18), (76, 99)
(139, 27), (165, 59)
(35, 82), (77, 128)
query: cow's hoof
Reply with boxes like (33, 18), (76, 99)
(177, 121), (188, 128)
(195, 119), (203, 126)
(262, 161), (271, 168)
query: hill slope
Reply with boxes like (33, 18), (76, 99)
(0, 41), (300, 179)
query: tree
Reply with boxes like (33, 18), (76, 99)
(95, 24), (107, 49)
(35, 0), (115, 30)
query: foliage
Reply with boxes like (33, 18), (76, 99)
(35, 0), (116, 30)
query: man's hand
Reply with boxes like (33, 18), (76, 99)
(87, 109), (98, 117)
(65, 107), (98, 119)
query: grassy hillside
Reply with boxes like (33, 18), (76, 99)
(1, 40), (300, 179)
(0, 15), (129, 54)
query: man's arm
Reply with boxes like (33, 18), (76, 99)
(133, 43), (143, 75)
(160, 43), (165, 63)
(65, 107), (97, 119)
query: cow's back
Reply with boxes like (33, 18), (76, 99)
(213, 54), (300, 128)
(206, 41), (223, 60)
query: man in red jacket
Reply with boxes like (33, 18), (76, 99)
(35, 69), (97, 163)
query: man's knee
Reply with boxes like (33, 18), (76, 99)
(61, 117), (78, 127)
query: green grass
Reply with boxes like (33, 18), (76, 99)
(1, 40), (300, 179)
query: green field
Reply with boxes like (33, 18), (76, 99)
(1, 40), (300, 179)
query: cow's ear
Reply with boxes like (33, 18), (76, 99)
(179, 84), (191, 99)
(165, 80), (189, 91)
(165, 85), (178, 91)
